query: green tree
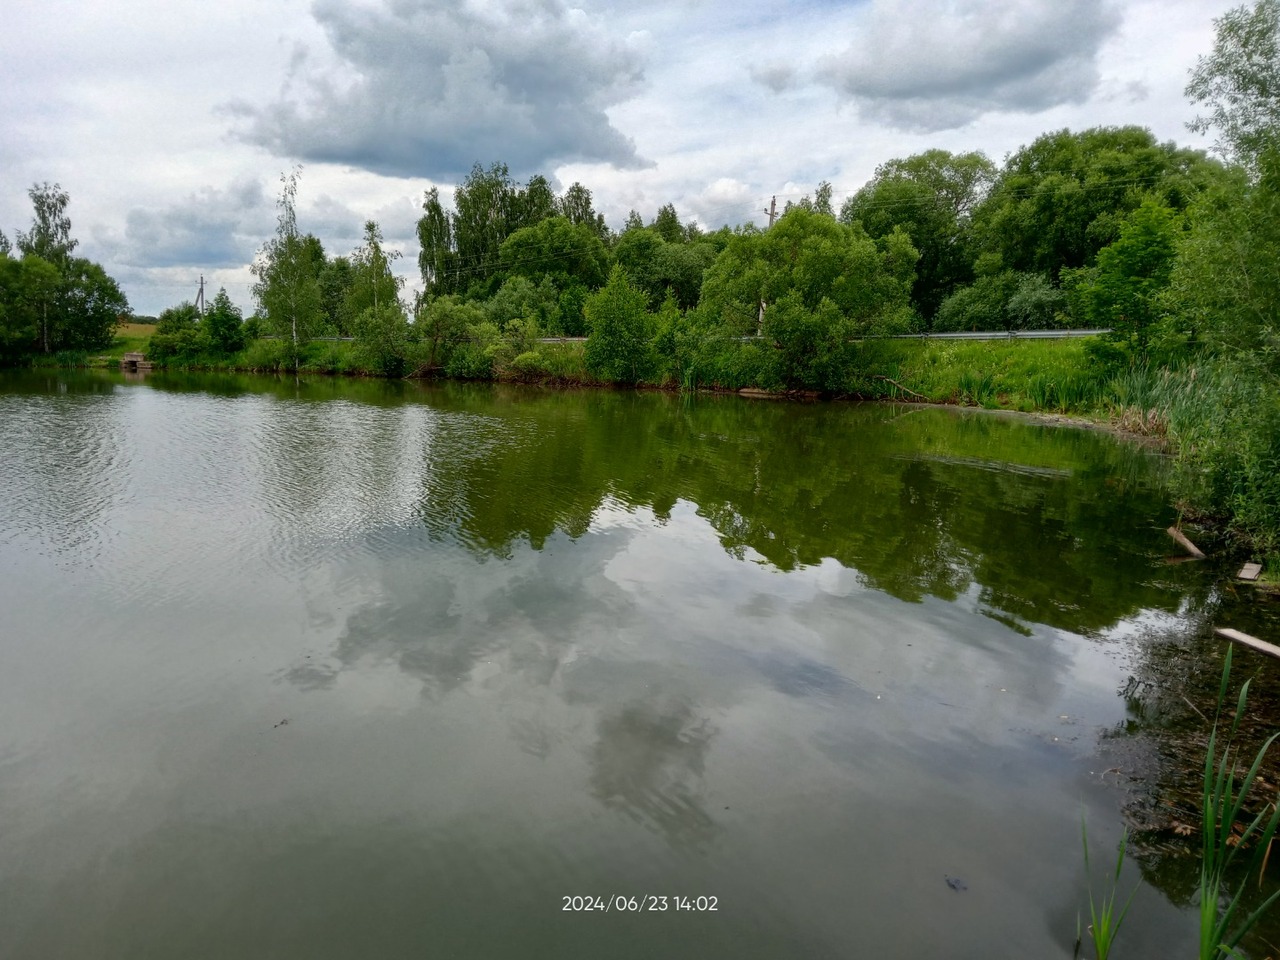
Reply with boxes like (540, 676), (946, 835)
(652, 203), (684, 244)
(347, 220), (407, 375)
(18, 256), (62, 354)
(0, 254), (40, 360)
(485, 275), (562, 333)
(346, 220), (402, 318)
(17, 182), (77, 267)
(701, 208), (917, 338)
(155, 301), (200, 334)
(417, 186), (457, 297)
(1187, 0), (1280, 169)
(973, 127), (1222, 279)
(584, 265), (655, 383)
(556, 182), (609, 239)
(841, 150), (995, 319)
(251, 168), (324, 361)
(498, 216), (609, 294)
(1005, 273), (1065, 330)
(1086, 200), (1178, 358)
(761, 292), (858, 391)
(1166, 159), (1279, 361)
(57, 258), (127, 351)
(413, 294), (486, 373)
(319, 255), (355, 334)
(204, 288), (245, 354)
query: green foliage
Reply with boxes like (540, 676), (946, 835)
(417, 186), (456, 297)
(148, 327), (211, 366)
(584, 265), (655, 384)
(16, 182), (77, 266)
(345, 220), (403, 324)
(933, 271), (1020, 332)
(614, 227), (717, 309)
(1006, 274), (1066, 330)
(252, 169), (324, 362)
(0, 254), (49, 360)
(353, 303), (409, 377)
(0, 186), (128, 360)
(1196, 648), (1280, 959)
(499, 215), (608, 294)
(319, 255), (355, 334)
(700, 208), (917, 338)
(156, 301), (200, 334)
(841, 149), (995, 318)
(556, 182), (609, 239)
(53, 257), (127, 351)
(241, 337), (291, 372)
(508, 350), (549, 381)
(651, 203), (684, 244)
(204, 288), (245, 354)
(557, 283), (589, 336)
(1166, 154), (1279, 363)
(973, 127), (1222, 279)
(414, 295), (485, 374)
(1080, 821), (1138, 960)
(761, 293), (857, 391)
(1086, 200), (1178, 359)
(1187, 0), (1280, 169)
(443, 320), (502, 380)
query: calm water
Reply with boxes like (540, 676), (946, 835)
(0, 370), (1269, 958)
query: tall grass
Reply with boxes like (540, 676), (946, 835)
(1197, 647), (1280, 959)
(1106, 360), (1280, 558)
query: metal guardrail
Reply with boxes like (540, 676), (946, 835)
(891, 328), (1110, 340)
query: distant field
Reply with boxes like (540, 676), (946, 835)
(97, 322), (156, 361)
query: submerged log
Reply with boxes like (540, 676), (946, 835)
(1167, 525), (1206, 559)
(1215, 627), (1280, 661)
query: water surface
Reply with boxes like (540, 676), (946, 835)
(0, 370), (1262, 958)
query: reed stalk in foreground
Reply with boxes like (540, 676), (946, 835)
(1197, 647), (1280, 959)
(1080, 822), (1138, 960)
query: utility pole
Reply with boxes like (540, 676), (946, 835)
(757, 196), (777, 334)
(196, 275), (206, 317)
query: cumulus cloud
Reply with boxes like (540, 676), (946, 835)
(100, 178), (271, 270)
(230, 0), (649, 180)
(685, 177), (759, 228)
(816, 0), (1122, 132)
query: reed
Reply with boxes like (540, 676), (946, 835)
(1080, 822), (1138, 960)
(1196, 647), (1280, 959)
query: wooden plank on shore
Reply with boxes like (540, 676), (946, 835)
(1167, 525), (1206, 558)
(1239, 562), (1263, 581)
(1215, 627), (1280, 660)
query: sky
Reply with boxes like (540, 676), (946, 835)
(0, 0), (1242, 316)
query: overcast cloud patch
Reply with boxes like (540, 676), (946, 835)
(101, 178), (270, 270)
(230, 0), (649, 181)
(749, 62), (798, 94)
(816, 0), (1122, 132)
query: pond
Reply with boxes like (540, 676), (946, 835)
(0, 369), (1275, 958)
